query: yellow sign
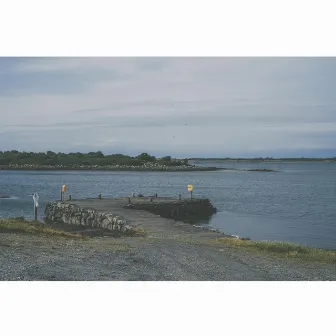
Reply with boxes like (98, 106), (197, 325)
(187, 184), (193, 192)
(62, 185), (67, 193)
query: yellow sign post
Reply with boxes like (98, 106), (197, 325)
(188, 184), (193, 199)
(61, 184), (66, 201)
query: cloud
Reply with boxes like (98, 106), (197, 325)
(0, 57), (336, 157)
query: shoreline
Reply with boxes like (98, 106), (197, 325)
(2, 216), (335, 254)
(0, 165), (220, 172)
(0, 166), (278, 172)
(190, 223), (336, 253)
(2, 200), (332, 251)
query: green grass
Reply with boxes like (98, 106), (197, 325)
(216, 237), (336, 264)
(0, 217), (84, 239)
(0, 217), (146, 239)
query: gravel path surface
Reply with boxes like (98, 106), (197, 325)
(1, 231), (335, 281)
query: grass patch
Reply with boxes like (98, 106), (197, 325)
(0, 218), (145, 239)
(216, 237), (336, 264)
(0, 218), (84, 239)
(126, 227), (147, 237)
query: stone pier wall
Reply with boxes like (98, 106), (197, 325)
(44, 202), (132, 233)
(123, 198), (217, 221)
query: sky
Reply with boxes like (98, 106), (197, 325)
(0, 57), (336, 158)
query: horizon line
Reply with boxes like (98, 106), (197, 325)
(1, 149), (336, 160)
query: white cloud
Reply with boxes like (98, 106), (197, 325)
(0, 57), (336, 156)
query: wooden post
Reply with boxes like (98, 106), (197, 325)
(190, 190), (193, 200)
(68, 194), (72, 201)
(128, 197), (131, 204)
(179, 194), (182, 201)
(155, 193), (158, 198)
(60, 188), (63, 201)
(34, 204), (37, 221)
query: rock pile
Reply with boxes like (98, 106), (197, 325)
(44, 202), (133, 233)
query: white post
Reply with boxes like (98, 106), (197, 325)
(33, 193), (39, 221)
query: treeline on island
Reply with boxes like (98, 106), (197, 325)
(0, 151), (189, 167)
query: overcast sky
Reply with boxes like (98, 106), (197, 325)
(0, 57), (335, 157)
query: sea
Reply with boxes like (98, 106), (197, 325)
(1, 161), (335, 249)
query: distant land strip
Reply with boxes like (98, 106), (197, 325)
(0, 164), (277, 172)
(189, 157), (336, 162)
(0, 151), (283, 172)
(0, 164), (220, 172)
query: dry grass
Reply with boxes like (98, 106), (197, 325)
(0, 218), (146, 240)
(0, 217), (84, 239)
(127, 227), (147, 237)
(216, 237), (336, 264)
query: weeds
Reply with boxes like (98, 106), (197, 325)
(0, 218), (84, 239)
(216, 237), (336, 264)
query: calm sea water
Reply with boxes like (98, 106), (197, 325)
(1, 161), (335, 249)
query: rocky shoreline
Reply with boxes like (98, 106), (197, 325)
(0, 164), (220, 172)
(0, 164), (277, 172)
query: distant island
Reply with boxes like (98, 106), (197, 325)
(0, 151), (288, 172)
(0, 150), (219, 172)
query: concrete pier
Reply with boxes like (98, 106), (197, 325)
(44, 196), (218, 235)
(122, 196), (216, 221)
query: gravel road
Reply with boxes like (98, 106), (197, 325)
(1, 230), (335, 281)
